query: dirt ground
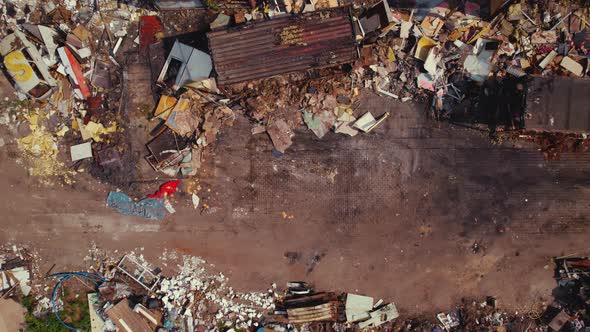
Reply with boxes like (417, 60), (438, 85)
(0, 298), (26, 331)
(1, 67), (590, 319)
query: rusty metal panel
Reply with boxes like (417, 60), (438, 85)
(207, 7), (357, 85)
(526, 77), (590, 132)
(287, 301), (339, 323)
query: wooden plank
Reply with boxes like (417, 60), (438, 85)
(106, 300), (153, 332)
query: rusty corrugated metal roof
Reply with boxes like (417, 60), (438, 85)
(207, 7), (357, 85)
(526, 77), (590, 132)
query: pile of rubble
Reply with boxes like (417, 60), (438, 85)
(1, 0), (590, 190)
(0, 246), (34, 298)
(144, 0), (590, 161)
(148, 82), (234, 177)
(157, 255), (275, 328)
(0, 0), (155, 185)
(353, 0), (590, 122)
(20, 250), (278, 331)
(11, 248), (590, 331)
(541, 256), (590, 331)
(516, 131), (590, 160)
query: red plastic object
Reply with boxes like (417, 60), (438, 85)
(147, 180), (180, 199)
(139, 16), (164, 55)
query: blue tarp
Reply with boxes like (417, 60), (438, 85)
(106, 191), (168, 220)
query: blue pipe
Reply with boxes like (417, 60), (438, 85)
(49, 272), (105, 330)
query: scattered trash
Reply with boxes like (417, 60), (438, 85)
(147, 180), (180, 199)
(191, 193), (200, 209)
(437, 311), (460, 330)
(1, 244), (585, 332)
(354, 112), (390, 133)
(0, 253), (32, 297)
(1, 0), (584, 189)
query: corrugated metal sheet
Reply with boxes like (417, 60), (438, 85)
(287, 301), (339, 323)
(208, 7), (357, 85)
(526, 76), (590, 132)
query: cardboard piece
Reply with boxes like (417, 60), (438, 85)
(358, 303), (399, 329)
(353, 112), (377, 132)
(346, 294), (373, 322)
(70, 142), (93, 161)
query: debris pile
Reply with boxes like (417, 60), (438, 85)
(518, 131), (590, 160)
(157, 255), (274, 329)
(0, 0), (158, 185)
(350, 0), (590, 126)
(209, 0), (590, 155)
(16, 107), (77, 185)
(147, 86), (234, 177)
(1, 0), (589, 186)
(542, 256), (590, 331)
(0, 246), (33, 297)
(8, 247), (590, 331)
(37, 252), (277, 331)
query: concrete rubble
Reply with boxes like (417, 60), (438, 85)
(156, 255), (275, 329)
(5, 245), (590, 331)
